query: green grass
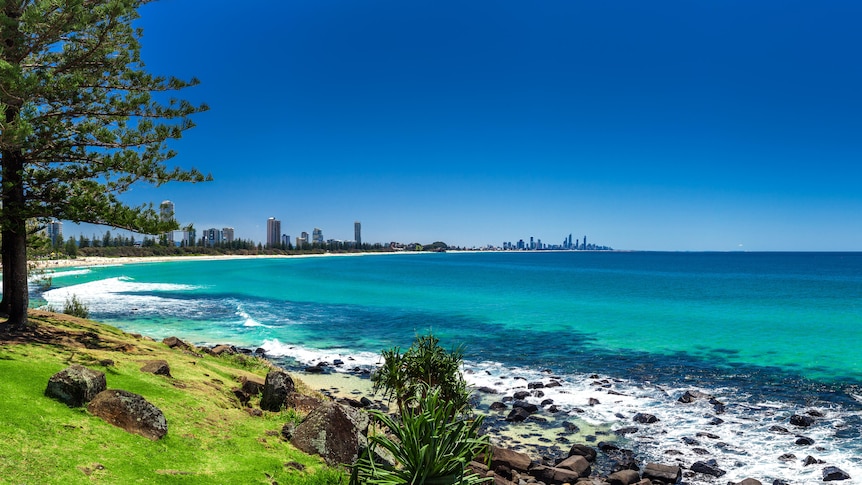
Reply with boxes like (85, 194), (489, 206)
(0, 311), (347, 484)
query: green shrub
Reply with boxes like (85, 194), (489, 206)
(371, 334), (468, 415)
(349, 388), (490, 485)
(63, 294), (90, 319)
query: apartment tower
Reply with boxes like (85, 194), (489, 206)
(266, 217), (281, 248)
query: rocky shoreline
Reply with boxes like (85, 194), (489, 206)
(220, 341), (854, 484)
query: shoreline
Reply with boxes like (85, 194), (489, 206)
(32, 250), (426, 271)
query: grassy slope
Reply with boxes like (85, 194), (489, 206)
(0, 311), (346, 484)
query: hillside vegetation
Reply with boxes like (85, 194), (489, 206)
(0, 310), (345, 484)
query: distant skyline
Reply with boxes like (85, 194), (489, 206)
(68, 1), (862, 251)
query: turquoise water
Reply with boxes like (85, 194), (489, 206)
(41, 252), (862, 481)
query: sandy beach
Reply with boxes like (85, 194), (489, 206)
(32, 250), (420, 271)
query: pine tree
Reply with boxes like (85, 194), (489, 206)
(0, 0), (209, 328)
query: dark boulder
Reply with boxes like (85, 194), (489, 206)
(528, 464), (581, 484)
(260, 369), (295, 412)
(678, 390), (712, 403)
(45, 365), (106, 407)
(512, 400), (538, 414)
(240, 375), (265, 395)
(769, 425), (790, 434)
(643, 463), (682, 484)
(555, 454), (590, 476)
(633, 412), (659, 424)
(490, 401), (508, 411)
(211, 344), (237, 356)
(823, 466), (851, 481)
(567, 444), (597, 462)
(162, 336), (190, 350)
(614, 426), (639, 436)
(778, 453), (797, 462)
(561, 421), (579, 433)
(733, 480), (762, 485)
(588, 397), (600, 406)
(488, 446), (532, 475)
(87, 389), (167, 440)
(528, 381), (545, 389)
(690, 459), (725, 477)
(607, 469), (641, 485)
(506, 407), (531, 422)
(290, 402), (369, 466)
(477, 386), (499, 394)
(790, 414), (815, 427)
(803, 455), (824, 466)
(513, 391), (531, 400)
(140, 360), (171, 377)
(795, 436), (815, 445)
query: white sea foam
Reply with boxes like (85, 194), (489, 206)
(461, 359), (862, 483)
(261, 338), (382, 370)
(236, 305), (270, 328)
(41, 277), (202, 315)
(42, 268), (93, 278)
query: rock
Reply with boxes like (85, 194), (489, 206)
(140, 360), (171, 377)
(607, 469), (641, 485)
(734, 480), (762, 485)
(678, 390), (711, 403)
(506, 407), (531, 422)
(567, 444), (597, 462)
(512, 400), (538, 414)
(769, 425), (790, 434)
(806, 409), (825, 417)
(561, 421), (580, 433)
(822, 466), (851, 481)
(695, 432), (719, 439)
(690, 459), (725, 477)
(528, 464), (582, 483)
(211, 344), (236, 356)
(285, 391), (324, 413)
(45, 365), (107, 407)
(488, 446), (532, 475)
(803, 455), (823, 466)
(778, 453), (796, 462)
(790, 414), (815, 427)
(707, 417), (724, 425)
(614, 426), (639, 436)
(513, 391), (531, 400)
(633, 412), (659, 424)
(290, 402), (369, 466)
(332, 359), (344, 366)
(240, 375), (265, 395)
(795, 436), (815, 445)
(260, 369), (295, 412)
(545, 380), (562, 388)
(304, 365), (325, 373)
(162, 336), (190, 350)
(87, 389), (167, 440)
(528, 381), (545, 389)
(642, 463), (681, 484)
(588, 397), (600, 406)
(555, 454), (590, 476)
(281, 422), (296, 440)
(477, 386), (499, 394)
(490, 401), (508, 411)
(541, 399), (554, 406)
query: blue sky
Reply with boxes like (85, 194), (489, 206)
(71, 0), (862, 250)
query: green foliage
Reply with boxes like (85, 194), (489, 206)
(349, 388), (490, 485)
(62, 294), (90, 319)
(372, 334), (469, 415)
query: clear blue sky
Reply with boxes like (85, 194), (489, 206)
(71, 0), (862, 250)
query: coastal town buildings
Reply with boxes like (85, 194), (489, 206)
(160, 200), (175, 244)
(266, 217), (281, 248)
(312, 228), (323, 245)
(222, 227), (234, 244)
(45, 220), (63, 246)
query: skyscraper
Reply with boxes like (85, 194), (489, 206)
(266, 217), (281, 248)
(46, 220), (63, 246)
(354, 221), (362, 246)
(160, 200), (175, 244)
(222, 227), (234, 244)
(312, 228), (323, 244)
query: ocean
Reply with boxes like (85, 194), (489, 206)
(39, 251), (862, 482)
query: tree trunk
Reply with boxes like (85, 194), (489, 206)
(0, 148), (29, 328)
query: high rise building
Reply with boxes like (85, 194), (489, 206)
(183, 227), (196, 246)
(354, 221), (362, 246)
(312, 227), (323, 244)
(46, 220), (63, 246)
(222, 227), (234, 244)
(266, 217), (281, 248)
(160, 200), (175, 244)
(301, 231), (310, 245)
(583, 236), (587, 250)
(281, 234), (291, 247)
(204, 228), (222, 247)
